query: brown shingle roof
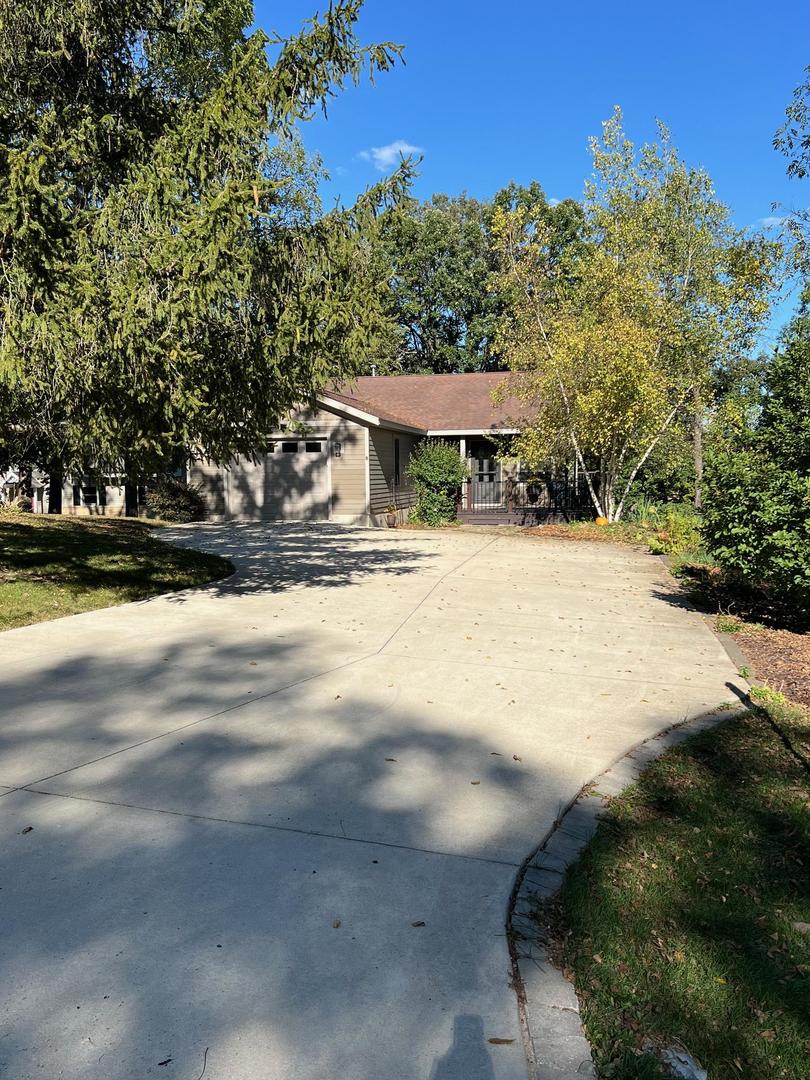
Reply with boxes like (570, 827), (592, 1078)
(325, 372), (524, 433)
(320, 388), (426, 430)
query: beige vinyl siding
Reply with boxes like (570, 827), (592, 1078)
(292, 407), (367, 522)
(192, 460), (227, 517)
(190, 407), (369, 523)
(328, 417), (367, 521)
(368, 427), (418, 515)
(61, 478), (127, 517)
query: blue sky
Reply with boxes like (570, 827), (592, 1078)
(259, 0), (809, 337)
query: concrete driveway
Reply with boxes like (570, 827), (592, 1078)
(0, 525), (743, 1080)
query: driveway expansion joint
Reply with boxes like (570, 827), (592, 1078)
(20, 785), (524, 869)
(22, 536), (500, 793)
(506, 699), (750, 1080)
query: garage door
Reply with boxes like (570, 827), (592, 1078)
(226, 438), (331, 521)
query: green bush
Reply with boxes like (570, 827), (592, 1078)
(626, 495), (662, 527)
(647, 504), (702, 557)
(0, 494), (33, 515)
(406, 439), (469, 526)
(145, 474), (207, 523)
(703, 448), (810, 607)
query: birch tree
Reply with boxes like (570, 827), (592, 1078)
(494, 110), (777, 520)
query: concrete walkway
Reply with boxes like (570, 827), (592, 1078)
(0, 525), (744, 1080)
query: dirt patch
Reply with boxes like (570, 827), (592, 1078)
(735, 624), (810, 711)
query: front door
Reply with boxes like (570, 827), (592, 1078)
(469, 445), (502, 508)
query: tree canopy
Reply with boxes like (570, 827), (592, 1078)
(774, 65), (810, 271)
(494, 110), (777, 520)
(0, 0), (409, 477)
(375, 183), (583, 373)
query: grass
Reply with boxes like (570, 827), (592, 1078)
(0, 513), (232, 631)
(547, 697), (810, 1079)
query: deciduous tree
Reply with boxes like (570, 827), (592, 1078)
(774, 65), (810, 271)
(494, 110), (776, 519)
(377, 184), (583, 373)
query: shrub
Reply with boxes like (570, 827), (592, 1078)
(406, 439), (469, 526)
(647, 504), (702, 557)
(145, 474), (207, 523)
(703, 448), (810, 607)
(0, 494), (33, 515)
(626, 495), (661, 527)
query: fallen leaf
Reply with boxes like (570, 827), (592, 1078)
(411, 920), (426, 927)
(487, 1038), (514, 1045)
(758, 1029), (776, 1041)
(332, 919), (341, 929)
(249, 661), (257, 666)
(513, 755), (522, 762)
(158, 1059), (172, 1067)
(21, 826), (33, 834)
(470, 780), (481, 785)
(385, 757), (397, 763)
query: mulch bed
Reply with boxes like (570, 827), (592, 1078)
(735, 624), (810, 711)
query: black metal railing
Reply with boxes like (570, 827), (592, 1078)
(459, 475), (593, 521)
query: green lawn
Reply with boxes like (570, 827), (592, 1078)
(0, 514), (232, 631)
(551, 698), (810, 1079)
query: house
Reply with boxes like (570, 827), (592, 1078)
(57, 473), (144, 517)
(53, 372), (590, 525)
(190, 372), (590, 526)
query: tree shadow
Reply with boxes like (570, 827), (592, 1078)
(0, 631), (537, 1080)
(159, 522), (435, 596)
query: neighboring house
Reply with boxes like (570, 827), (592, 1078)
(190, 372), (589, 526)
(58, 474), (145, 517)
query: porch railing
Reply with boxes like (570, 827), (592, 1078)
(458, 475), (593, 520)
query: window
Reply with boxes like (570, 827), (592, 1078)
(394, 438), (401, 486)
(72, 475), (107, 507)
(281, 441), (298, 453)
(305, 441), (322, 453)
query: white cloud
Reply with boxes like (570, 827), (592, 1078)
(358, 139), (423, 171)
(757, 215), (785, 228)
(548, 197), (561, 207)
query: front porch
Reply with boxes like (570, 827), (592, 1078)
(457, 475), (593, 524)
(454, 436), (593, 525)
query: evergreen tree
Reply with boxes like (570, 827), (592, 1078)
(0, 0), (409, 494)
(703, 287), (810, 608)
(760, 286), (810, 472)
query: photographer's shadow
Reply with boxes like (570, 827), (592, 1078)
(430, 1015), (495, 1080)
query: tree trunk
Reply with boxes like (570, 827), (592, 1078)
(124, 482), (139, 517)
(692, 385), (703, 511)
(47, 460), (63, 514)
